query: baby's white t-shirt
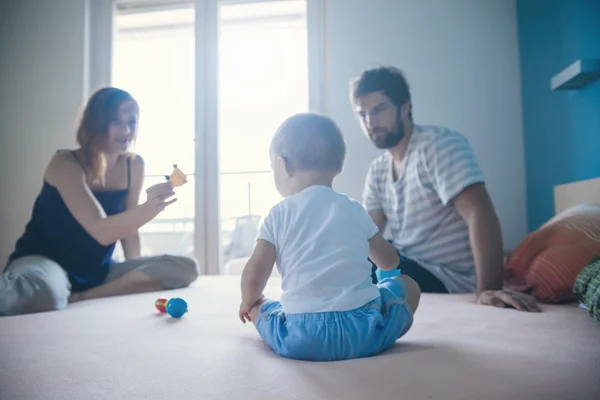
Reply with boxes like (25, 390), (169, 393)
(258, 185), (381, 314)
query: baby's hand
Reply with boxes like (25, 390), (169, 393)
(239, 301), (253, 323)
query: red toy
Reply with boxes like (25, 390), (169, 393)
(155, 298), (169, 313)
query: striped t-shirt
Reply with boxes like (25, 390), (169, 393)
(363, 125), (485, 293)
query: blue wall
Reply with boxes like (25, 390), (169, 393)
(517, 0), (600, 231)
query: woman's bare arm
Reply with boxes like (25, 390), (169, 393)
(45, 152), (173, 246)
(120, 155), (144, 258)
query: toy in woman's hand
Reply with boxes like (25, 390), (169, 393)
(165, 164), (187, 188)
(154, 297), (188, 318)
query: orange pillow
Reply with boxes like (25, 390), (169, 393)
(505, 205), (600, 303)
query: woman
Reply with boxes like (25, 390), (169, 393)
(0, 87), (199, 316)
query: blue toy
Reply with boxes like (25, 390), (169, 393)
(165, 297), (188, 318)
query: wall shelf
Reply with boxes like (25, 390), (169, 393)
(550, 59), (600, 91)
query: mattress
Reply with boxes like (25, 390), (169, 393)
(1, 276), (599, 400)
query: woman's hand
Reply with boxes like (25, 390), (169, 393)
(146, 181), (175, 201)
(142, 182), (177, 217)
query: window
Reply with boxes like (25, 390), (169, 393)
(111, 0), (311, 273)
(218, 0), (308, 274)
(112, 4), (196, 259)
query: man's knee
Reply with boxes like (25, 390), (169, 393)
(399, 275), (421, 314)
(0, 256), (70, 316)
(152, 255), (199, 289)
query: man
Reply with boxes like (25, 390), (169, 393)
(350, 66), (539, 312)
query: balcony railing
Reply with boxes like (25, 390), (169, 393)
(141, 169), (274, 227)
(120, 170), (279, 266)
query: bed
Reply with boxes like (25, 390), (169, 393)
(1, 181), (600, 400)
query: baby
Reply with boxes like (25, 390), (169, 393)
(239, 113), (421, 362)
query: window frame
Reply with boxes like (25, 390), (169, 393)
(93, 0), (325, 275)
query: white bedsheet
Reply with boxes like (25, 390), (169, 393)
(1, 276), (599, 400)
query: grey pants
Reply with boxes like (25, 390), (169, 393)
(0, 254), (199, 316)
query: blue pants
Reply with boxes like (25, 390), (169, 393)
(254, 277), (414, 362)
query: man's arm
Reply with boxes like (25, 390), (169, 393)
(363, 161), (388, 233)
(368, 209), (388, 233)
(425, 131), (539, 311)
(425, 132), (503, 293)
(452, 183), (540, 312)
(451, 183), (504, 294)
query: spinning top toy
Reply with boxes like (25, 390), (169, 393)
(165, 164), (188, 188)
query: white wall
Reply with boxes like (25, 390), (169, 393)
(0, 0), (89, 266)
(0, 0), (527, 267)
(324, 0), (527, 250)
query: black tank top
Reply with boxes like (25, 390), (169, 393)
(8, 152), (131, 292)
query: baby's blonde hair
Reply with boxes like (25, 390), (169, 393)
(270, 113), (346, 173)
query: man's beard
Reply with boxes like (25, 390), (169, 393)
(370, 123), (405, 149)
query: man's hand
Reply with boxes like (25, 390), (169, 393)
(477, 289), (541, 312)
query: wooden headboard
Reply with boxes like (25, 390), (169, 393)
(554, 176), (600, 214)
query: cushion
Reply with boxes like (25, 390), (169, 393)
(505, 203), (600, 303)
(574, 255), (600, 322)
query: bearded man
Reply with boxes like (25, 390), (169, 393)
(350, 66), (539, 312)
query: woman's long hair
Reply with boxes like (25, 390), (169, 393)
(76, 87), (137, 185)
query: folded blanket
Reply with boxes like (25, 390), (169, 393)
(573, 255), (600, 323)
